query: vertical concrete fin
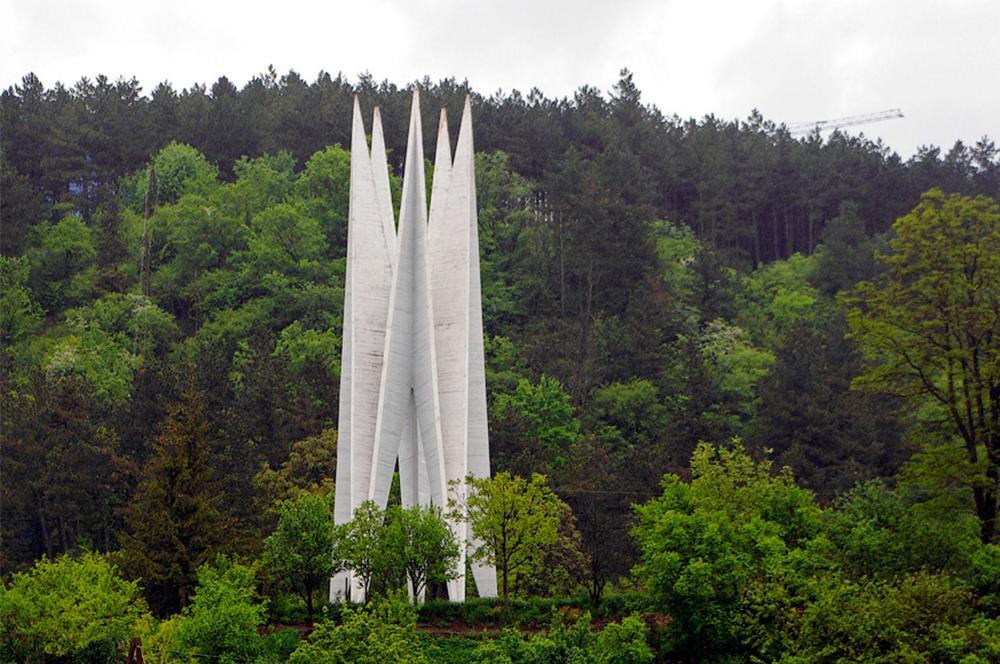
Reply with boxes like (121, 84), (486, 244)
(371, 106), (397, 261)
(428, 108), (452, 244)
(371, 89), (448, 513)
(459, 97), (498, 598)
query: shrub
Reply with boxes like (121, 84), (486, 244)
(474, 612), (653, 664)
(178, 556), (266, 662)
(290, 593), (427, 663)
(0, 551), (148, 663)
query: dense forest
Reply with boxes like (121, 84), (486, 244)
(1, 69), (999, 662)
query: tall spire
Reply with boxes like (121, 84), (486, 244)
(369, 90), (448, 513)
(332, 97), (397, 601)
(333, 91), (497, 603)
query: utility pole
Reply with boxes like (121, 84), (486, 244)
(141, 168), (157, 297)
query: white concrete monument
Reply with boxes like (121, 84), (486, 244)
(331, 90), (498, 602)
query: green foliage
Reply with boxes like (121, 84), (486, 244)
(785, 572), (1000, 663)
(335, 501), (389, 601)
(823, 480), (981, 580)
(178, 556), (266, 662)
(384, 504), (461, 602)
(41, 294), (176, 404)
(289, 595), (428, 664)
(0, 551), (148, 663)
(475, 612), (653, 664)
(631, 442), (820, 656)
(684, 320), (774, 433)
(589, 379), (668, 448)
(845, 190), (1000, 541)
(264, 492), (336, 617)
(125, 142), (219, 209)
(254, 428), (338, 504)
(494, 375), (581, 466)
(294, 145), (352, 252)
(0, 255), (43, 347)
(119, 391), (230, 616)
(456, 472), (565, 600)
(26, 214), (96, 310)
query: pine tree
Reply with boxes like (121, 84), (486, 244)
(119, 389), (229, 616)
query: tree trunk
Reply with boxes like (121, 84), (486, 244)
(976, 468), (999, 543)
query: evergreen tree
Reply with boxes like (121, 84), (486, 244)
(119, 389), (230, 615)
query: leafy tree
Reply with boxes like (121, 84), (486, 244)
(845, 190), (1000, 541)
(254, 428), (338, 505)
(41, 294), (177, 406)
(263, 492), (336, 618)
(124, 142), (219, 209)
(688, 319), (774, 433)
(383, 504), (460, 603)
(587, 378), (668, 449)
(294, 145), (352, 254)
(631, 442), (821, 656)
(493, 375), (581, 467)
(0, 551), (149, 663)
(178, 556), (266, 662)
(119, 390), (230, 615)
(26, 214), (96, 311)
(785, 572), (1000, 662)
(518, 499), (588, 597)
(823, 480), (981, 580)
(811, 201), (881, 295)
(0, 256), (43, 348)
(336, 500), (389, 602)
(454, 472), (563, 600)
(289, 595), (427, 664)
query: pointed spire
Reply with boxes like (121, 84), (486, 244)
(371, 107), (396, 258)
(428, 108), (452, 238)
(400, 88), (428, 228)
(369, 88), (448, 513)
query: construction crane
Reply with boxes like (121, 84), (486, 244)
(786, 108), (904, 136)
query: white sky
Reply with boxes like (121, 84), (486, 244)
(2, 0), (998, 157)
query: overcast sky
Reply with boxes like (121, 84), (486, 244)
(2, 0), (997, 157)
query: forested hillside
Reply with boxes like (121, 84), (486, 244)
(2, 69), (1000, 661)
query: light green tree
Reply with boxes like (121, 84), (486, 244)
(26, 214), (96, 310)
(631, 442), (820, 656)
(124, 142), (219, 209)
(844, 190), (1000, 542)
(178, 556), (266, 662)
(264, 492), (337, 618)
(493, 375), (581, 466)
(454, 472), (563, 600)
(0, 551), (149, 662)
(0, 256), (43, 349)
(384, 504), (460, 603)
(335, 500), (389, 602)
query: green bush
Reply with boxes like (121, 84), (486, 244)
(417, 593), (648, 630)
(0, 551), (148, 663)
(290, 593), (427, 663)
(418, 634), (482, 664)
(474, 612), (653, 664)
(177, 556), (266, 662)
(785, 571), (1000, 662)
(260, 629), (303, 662)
